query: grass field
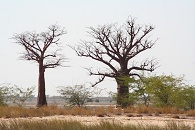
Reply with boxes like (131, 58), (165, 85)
(0, 119), (193, 130)
(0, 106), (195, 130)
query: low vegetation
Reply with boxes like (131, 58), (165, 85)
(0, 84), (34, 107)
(0, 105), (194, 118)
(0, 119), (193, 130)
(0, 106), (194, 129)
(109, 74), (195, 109)
(58, 84), (101, 107)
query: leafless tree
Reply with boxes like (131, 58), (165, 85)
(71, 18), (158, 107)
(13, 25), (66, 107)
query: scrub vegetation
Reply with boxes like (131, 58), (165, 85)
(0, 119), (193, 130)
(0, 105), (195, 118)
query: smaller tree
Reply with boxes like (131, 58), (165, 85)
(58, 84), (101, 107)
(0, 86), (8, 106)
(0, 84), (34, 107)
(174, 86), (195, 110)
(10, 86), (35, 107)
(182, 86), (195, 110)
(0, 83), (15, 105)
(129, 77), (151, 106)
(146, 75), (183, 107)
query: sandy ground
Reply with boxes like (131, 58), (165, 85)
(1, 114), (195, 127)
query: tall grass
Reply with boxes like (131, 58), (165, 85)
(124, 105), (184, 115)
(0, 119), (193, 130)
(0, 106), (194, 130)
(186, 110), (195, 116)
(0, 105), (191, 118)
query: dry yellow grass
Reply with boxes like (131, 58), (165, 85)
(124, 105), (184, 115)
(0, 106), (195, 129)
(0, 105), (190, 119)
(186, 110), (195, 116)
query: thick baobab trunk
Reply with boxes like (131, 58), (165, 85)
(37, 61), (47, 107)
(116, 76), (130, 108)
(117, 84), (129, 97)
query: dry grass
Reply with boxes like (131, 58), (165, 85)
(165, 121), (193, 130)
(0, 119), (193, 130)
(0, 106), (120, 118)
(0, 106), (194, 129)
(0, 105), (191, 119)
(186, 110), (195, 116)
(124, 105), (184, 115)
(124, 106), (136, 113)
(155, 107), (184, 114)
(94, 107), (107, 117)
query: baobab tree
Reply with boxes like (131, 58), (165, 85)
(13, 25), (66, 107)
(71, 18), (158, 107)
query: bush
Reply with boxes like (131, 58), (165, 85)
(0, 84), (34, 107)
(58, 84), (101, 107)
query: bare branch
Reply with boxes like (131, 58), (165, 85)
(91, 75), (106, 87)
(44, 57), (65, 69)
(85, 67), (116, 78)
(72, 17), (158, 87)
(128, 59), (158, 74)
(13, 24), (66, 68)
(70, 42), (118, 73)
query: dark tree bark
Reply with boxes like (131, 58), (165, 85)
(71, 17), (158, 107)
(13, 25), (66, 107)
(116, 82), (129, 107)
(37, 60), (47, 106)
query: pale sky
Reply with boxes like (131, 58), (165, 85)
(0, 0), (195, 96)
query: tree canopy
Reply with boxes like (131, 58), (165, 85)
(71, 17), (158, 107)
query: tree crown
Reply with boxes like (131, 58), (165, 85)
(13, 24), (66, 69)
(71, 18), (158, 86)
